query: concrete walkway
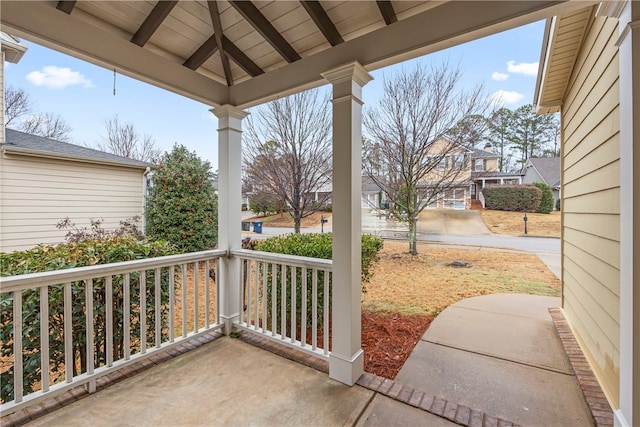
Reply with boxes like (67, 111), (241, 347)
(12, 295), (597, 427)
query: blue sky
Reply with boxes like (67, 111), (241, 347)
(4, 20), (545, 170)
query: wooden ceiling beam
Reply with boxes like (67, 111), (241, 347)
(222, 36), (264, 77)
(300, 1), (343, 46)
(228, 0), (301, 63)
(376, 1), (397, 25)
(208, 0), (233, 86)
(56, 1), (76, 15)
(131, 1), (178, 47)
(183, 35), (218, 70)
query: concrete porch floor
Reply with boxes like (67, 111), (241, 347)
(6, 294), (610, 427)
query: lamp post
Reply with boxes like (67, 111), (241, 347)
(523, 213), (528, 235)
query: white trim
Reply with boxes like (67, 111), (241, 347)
(614, 409), (630, 427)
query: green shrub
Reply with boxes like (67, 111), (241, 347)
(483, 185), (542, 212)
(533, 182), (554, 214)
(146, 144), (218, 253)
(252, 233), (383, 335)
(0, 237), (177, 403)
(249, 190), (280, 217)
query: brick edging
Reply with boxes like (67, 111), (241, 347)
(0, 330), (224, 427)
(356, 372), (520, 427)
(548, 307), (614, 427)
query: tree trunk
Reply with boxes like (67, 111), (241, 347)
(408, 217), (418, 255)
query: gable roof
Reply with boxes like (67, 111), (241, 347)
(0, 31), (27, 63)
(523, 157), (561, 188)
(469, 146), (500, 159)
(2, 128), (151, 169)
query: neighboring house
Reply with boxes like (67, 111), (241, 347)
(521, 157), (561, 209)
(0, 129), (151, 252)
(419, 139), (521, 210)
(534, 3), (638, 424)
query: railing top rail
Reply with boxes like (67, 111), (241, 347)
(232, 249), (332, 270)
(0, 249), (227, 293)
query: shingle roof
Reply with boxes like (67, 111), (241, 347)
(2, 128), (151, 169)
(471, 171), (522, 179)
(469, 147), (500, 159)
(525, 157), (561, 188)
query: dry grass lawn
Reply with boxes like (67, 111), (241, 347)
(362, 240), (560, 317)
(479, 209), (561, 237)
(247, 211), (331, 228)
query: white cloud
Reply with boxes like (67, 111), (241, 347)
(489, 90), (525, 106)
(26, 65), (93, 89)
(491, 71), (509, 81)
(506, 60), (539, 77)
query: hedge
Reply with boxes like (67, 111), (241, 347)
(482, 184), (542, 212)
(533, 182), (554, 214)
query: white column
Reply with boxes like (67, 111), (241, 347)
(615, 2), (640, 425)
(211, 105), (248, 335)
(321, 62), (372, 385)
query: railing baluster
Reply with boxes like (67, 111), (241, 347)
(193, 261), (199, 333)
(85, 279), (95, 387)
(253, 260), (259, 330)
(312, 269), (318, 351)
(124, 273), (131, 360)
(302, 268), (307, 347)
(64, 283), (73, 383)
(140, 271), (146, 354)
(262, 262), (267, 334)
(13, 291), (23, 403)
(324, 271), (330, 355)
(291, 266), (297, 344)
(204, 260), (210, 328)
(216, 258), (221, 326)
(240, 260), (245, 322)
(169, 266), (175, 342)
(106, 276), (113, 367)
(271, 263), (277, 337)
(246, 259), (252, 327)
(39, 286), (50, 393)
(182, 264), (187, 338)
(155, 268), (161, 348)
(280, 264), (286, 340)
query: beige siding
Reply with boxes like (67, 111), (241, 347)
(561, 16), (620, 406)
(0, 154), (145, 252)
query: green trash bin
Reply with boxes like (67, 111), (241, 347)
(252, 221), (263, 234)
(241, 221), (250, 231)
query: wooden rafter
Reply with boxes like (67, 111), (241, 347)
(208, 1), (233, 86)
(56, 1), (76, 14)
(300, 1), (343, 46)
(183, 35), (218, 70)
(222, 36), (264, 77)
(131, 1), (178, 47)
(376, 1), (397, 25)
(228, 0), (301, 63)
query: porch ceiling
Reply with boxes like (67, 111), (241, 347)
(2, 1), (592, 109)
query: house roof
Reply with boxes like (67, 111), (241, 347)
(533, 5), (596, 114)
(470, 147), (500, 159)
(471, 171), (521, 180)
(1, 1), (584, 110)
(0, 31), (27, 63)
(523, 157), (561, 188)
(2, 128), (151, 169)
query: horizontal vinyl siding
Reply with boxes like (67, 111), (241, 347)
(0, 155), (145, 252)
(561, 16), (620, 406)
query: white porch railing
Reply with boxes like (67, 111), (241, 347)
(0, 249), (226, 415)
(479, 190), (486, 208)
(232, 249), (332, 359)
(0, 249), (333, 416)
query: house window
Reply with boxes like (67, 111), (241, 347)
(437, 157), (448, 169)
(453, 154), (465, 168)
(474, 159), (485, 171)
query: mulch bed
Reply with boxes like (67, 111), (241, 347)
(362, 310), (432, 379)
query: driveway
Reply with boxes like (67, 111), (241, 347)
(417, 210), (491, 235)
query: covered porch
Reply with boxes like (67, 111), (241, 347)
(0, 0), (617, 424)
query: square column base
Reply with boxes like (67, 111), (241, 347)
(329, 349), (364, 386)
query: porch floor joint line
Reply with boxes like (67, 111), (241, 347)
(355, 372), (521, 427)
(0, 330), (224, 427)
(548, 307), (614, 427)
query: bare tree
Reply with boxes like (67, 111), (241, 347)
(20, 112), (73, 142)
(243, 89), (332, 233)
(97, 115), (161, 162)
(4, 85), (32, 126)
(364, 63), (492, 254)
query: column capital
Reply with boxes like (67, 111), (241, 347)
(321, 61), (373, 87)
(210, 104), (249, 120)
